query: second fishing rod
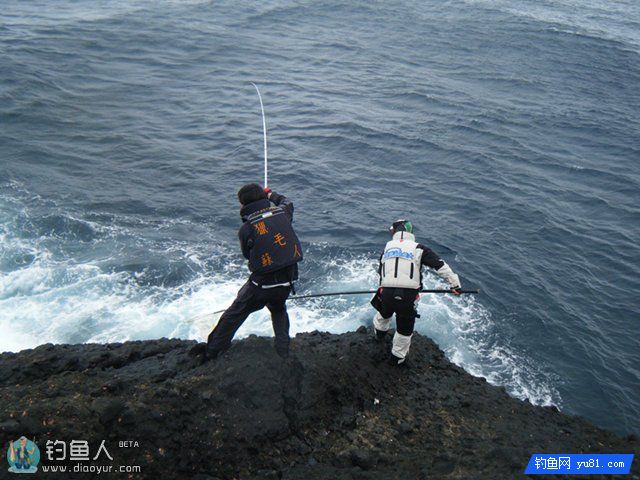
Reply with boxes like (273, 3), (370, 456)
(209, 288), (480, 316)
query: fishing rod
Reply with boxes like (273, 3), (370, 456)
(290, 288), (480, 300)
(251, 82), (268, 187)
(206, 288), (480, 316)
(202, 87), (479, 320)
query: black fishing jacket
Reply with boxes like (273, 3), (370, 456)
(238, 191), (302, 286)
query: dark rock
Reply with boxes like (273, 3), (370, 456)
(189, 343), (207, 357)
(0, 419), (21, 434)
(0, 333), (637, 479)
(255, 469), (279, 478)
(96, 379), (124, 394)
(16, 416), (44, 436)
(91, 398), (126, 425)
(118, 409), (137, 425)
(350, 468), (376, 480)
(332, 450), (352, 468)
(337, 406), (357, 429)
(431, 454), (456, 475)
(398, 421), (414, 434)
(485, 446), (521, 469)
(350, 449), (375, 470)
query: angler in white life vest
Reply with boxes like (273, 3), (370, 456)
(372, 219), (462, 365)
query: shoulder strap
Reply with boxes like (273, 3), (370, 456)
(247, 206), (285, 223)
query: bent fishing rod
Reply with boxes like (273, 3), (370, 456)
(208, 289), (480, 316)
(251, 82), (268, 187)
(201, 87), (480, 319)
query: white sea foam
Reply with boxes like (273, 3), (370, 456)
(421, 295), (560, 406)
(0, 241), (560, 407)
(0, 184), (560, 408)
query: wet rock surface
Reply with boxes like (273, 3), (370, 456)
(1, 330), (637, 479)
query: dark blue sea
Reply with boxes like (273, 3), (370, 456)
(1, 0), (639, 436)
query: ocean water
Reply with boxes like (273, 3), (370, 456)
(1, 0), (639, 436)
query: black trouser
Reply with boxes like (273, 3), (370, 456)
(374, 287), (419, 336)
(206, 280), (291, 356)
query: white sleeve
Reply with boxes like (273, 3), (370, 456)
(435, 262), (461, 289)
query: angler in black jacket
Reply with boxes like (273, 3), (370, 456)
(205, 183), (303, 360)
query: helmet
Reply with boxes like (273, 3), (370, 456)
(389, 219), (413, 235)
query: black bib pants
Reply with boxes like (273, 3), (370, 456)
(374, 287), (420, 336)
(206, 279), (291, 357)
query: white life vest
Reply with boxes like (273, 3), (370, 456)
(380, 231), (423, 289)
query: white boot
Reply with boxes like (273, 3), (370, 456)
(390, 332), (412, 364)
(373, 312), (391, 340)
